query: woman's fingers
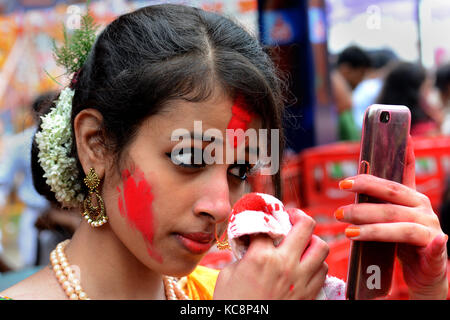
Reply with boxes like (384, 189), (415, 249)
(339, 174), (429, 208)
(343, 222), (434, 246)
(304, 262), (329, 299)
(286, 207), (311, 226)
(335, 152), (449, 298)
(423, 234), (449, 272)
(250, 208), (328, 285)
(335, 203), (439, 226)
(398, 234), (449, 299)
(280, 208), (316, 261)
(230, 210), (327, 300)
(244, 233), (279, 256)
(336, 172), (443, 247)
(403, 135), (416, 189)
(299, 235), (329, 274)
(283, 209), (329, 279)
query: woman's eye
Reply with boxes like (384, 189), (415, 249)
(173, 152), (193, 165)
(228, 163), (252, 181)
(166, 149), (205, 168)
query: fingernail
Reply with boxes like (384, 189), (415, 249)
(345, 226), (360, 238)
(334, 208), (344, 221)
(339, 179), (354, 190)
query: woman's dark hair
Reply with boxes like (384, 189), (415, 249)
(337, 45), (371, 69)
(32, 4), (286, 205)
(367, 49), (397, 70)
(376, 62), (430, 125)
(435, 63), (450, 94)
(31, 91), (58, 122)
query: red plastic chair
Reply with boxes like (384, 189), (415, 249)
(297, 142), (360, 211)
(295, 142), (360, 241)
(325, 237), (351, 281)
(412, 136), (450, 215)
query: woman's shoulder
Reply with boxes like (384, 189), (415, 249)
(0, 265), (66, 300)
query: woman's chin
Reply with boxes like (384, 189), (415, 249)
(162, 263), (199, 278)
(161, 254), (205, 277)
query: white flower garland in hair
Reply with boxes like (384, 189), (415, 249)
(35, 87), (85, 207)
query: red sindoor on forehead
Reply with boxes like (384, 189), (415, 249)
(226, 95), (253, 148)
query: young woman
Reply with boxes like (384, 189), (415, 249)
(1, 4), (447, 300)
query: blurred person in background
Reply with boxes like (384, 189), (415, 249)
(0, 227), (12, 272)
(0, 93), (56, 268)
(0, 93), (55, 268)
(352, 49), (398, 130)
(376, 62), (440, 136)
(331, 45), (371, 141)
(435, 63), (450, 135)
(0, 120), (8, 272)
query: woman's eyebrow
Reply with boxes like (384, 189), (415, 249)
(171, 130), (223, 143)
(170, 130), (259, 155)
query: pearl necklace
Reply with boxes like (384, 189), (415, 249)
(50, 240), (190, 300)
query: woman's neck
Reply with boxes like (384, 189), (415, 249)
(64, 222), (166, 299)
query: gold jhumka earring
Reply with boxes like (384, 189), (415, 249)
(82, 168), (108, 227)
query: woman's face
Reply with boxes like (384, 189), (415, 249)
(102, 88), (262, 276)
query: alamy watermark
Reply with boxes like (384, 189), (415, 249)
(366, 5), (382, 30)
(66, 5), (83, 30)
(170, 121), (280, 176)
(366, 264), (381, 290)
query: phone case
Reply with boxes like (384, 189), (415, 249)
(345, 104), (411, 300)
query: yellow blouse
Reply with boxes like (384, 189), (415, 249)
(181, 265), (219, 300)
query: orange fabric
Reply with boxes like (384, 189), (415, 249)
(181, 265), (219, 300)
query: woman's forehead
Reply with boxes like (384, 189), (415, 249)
(153, 92), (262, 134)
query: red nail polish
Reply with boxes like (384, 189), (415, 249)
(334, 208), (344, 221)
(345, 226), (360, 238)
(339, 180), (354, 190)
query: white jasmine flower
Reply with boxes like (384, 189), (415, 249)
(35, 87), (85, 207)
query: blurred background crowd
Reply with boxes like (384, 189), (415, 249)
(0, 0), (449, 299)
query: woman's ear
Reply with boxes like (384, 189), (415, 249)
(74, 109), (108, 178)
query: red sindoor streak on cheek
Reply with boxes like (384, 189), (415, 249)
(227, 96), (253, 148)
(117, 168), (163, 263)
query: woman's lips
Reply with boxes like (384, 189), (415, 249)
(176, 232), (214, 255)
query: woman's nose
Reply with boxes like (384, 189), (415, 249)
(193, 168), (232, 224)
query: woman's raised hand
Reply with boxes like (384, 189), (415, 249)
(335, 137), (448, 299)
(213, 208), (329, 300)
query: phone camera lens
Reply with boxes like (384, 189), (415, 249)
(380, 111), (390, 123)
